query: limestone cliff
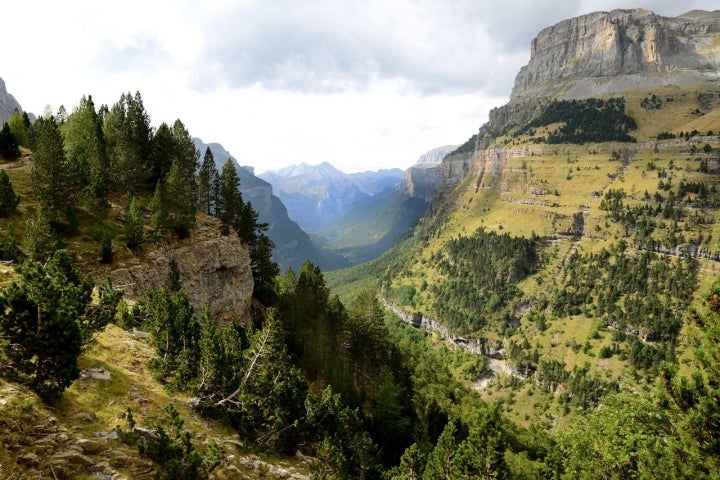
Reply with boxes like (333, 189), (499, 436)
(512, 9), (720, 100)
(106, 216), (253, 321)
(404, 145), (457, 201)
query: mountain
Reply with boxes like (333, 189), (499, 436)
(403, 144), (458, 201)
(349, 168), (404, 195)
(512, 8), (720, 101)
(192, 139), (340, 271)
(260, 162), (401, 232)
(0, 77), (26, 124)
(328, 8), (720, 449)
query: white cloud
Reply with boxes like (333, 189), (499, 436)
(1, 0), (717, 173)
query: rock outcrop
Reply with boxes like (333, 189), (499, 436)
(107, 216), (253, 321)
(0, 77), (25, 125)
(512, 9), (720, 100)
(404, 145), (457, 201)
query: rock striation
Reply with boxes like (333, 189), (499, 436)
(107, 216), (253, 321)
(512, 9), (720, 100)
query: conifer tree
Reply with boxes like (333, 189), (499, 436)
(0, 250), (118, 399)
(164, 160), (196, 237)
(197, 147), (218, 215)
(62, 95), (109, 207)
(124, 196), (144, 247)
(23, 210), (56, 261)
(216, 159), (244, 234)
(0, 122), (20, 159)
(104, 92), (153, 194)
(8, 109), (28, 148)
(0, 169), (20, 217)
(149, 180), (171, 233)
(31, 116), (76, 227)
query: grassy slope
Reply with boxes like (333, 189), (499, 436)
(339, 86), (720, 429)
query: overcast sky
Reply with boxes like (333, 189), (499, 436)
(2, 1), (717, 173)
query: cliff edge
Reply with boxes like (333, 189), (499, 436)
(511, 9), (720, 101)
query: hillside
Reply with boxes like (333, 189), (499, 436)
(4, 7), (720, 480)
(192, 139), (340, 271)
(360, 8), (720, 436)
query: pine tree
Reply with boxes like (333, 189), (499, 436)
(149, 180), (171, 233)
(23, 207), (57, 261)
(0, 169), (20, 217)
(104, 92), (153, 194)
(31, 116), (76, 227)
(8, 109), (28, 148)
(216, 158), (244, 234)
(164, 160), (196, 237)
(197, 147), (218, 215)
(61, 95), (109, 208)
(124, 196), (144, 247)
(0, 122), (20, 159)
(0, 250), (113, 399)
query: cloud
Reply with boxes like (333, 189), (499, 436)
(191, 0), (515, 95)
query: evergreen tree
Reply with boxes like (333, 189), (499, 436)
(124, 196), (144, 247)
(422, 422), (457, 480)
(216, 159), (244, 234)
(31, 116), (76, 227)
(197, 147), (218, 215)
(8, 108), (28, 148)
(0, 122), (20, 159)
(164, 160), (196, 237)
(149, 180), (171, 233)
(0, 250), (115, 399)
(23, 209), (57, 261)
(103, 92), (153, 194)
(0, 169), (20, 217)
(61, 95), (109, 208)
(149, 122), (175, 186)
(142, 287), (201, 390)
(170, 119), (199, 185)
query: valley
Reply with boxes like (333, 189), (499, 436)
(1, 6), (720, 480)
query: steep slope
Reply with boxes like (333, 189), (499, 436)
(357, 8), (720, 431)
(192, 139), (338, 271)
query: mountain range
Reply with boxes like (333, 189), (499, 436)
(259, 162), (404, 232)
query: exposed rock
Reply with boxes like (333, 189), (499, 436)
(0, 77), (25, 125)
(81, 368), (112, 380)
(404, 145), (458, 201)
(106, 216), (253, 321)
(512, 9), (720, 100)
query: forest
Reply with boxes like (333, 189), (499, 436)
(0, 90), (719, 479)
(519, 97), (637, 144)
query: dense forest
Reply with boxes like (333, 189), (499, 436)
(519, 97), (637, 144)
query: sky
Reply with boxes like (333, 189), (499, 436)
(2, 1), (717, 174)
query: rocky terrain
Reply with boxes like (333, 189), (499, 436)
(0, 77), (26, 124)
(403, 145), (457, 201)
(103, 215), (254, 321)
(512, 8), (720, 101)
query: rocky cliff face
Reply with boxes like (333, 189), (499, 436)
(512, 9), (720, 100)
(404, 145), (457, 201)
(0, 77), (25, 125)
(107, 216), (253, 321)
